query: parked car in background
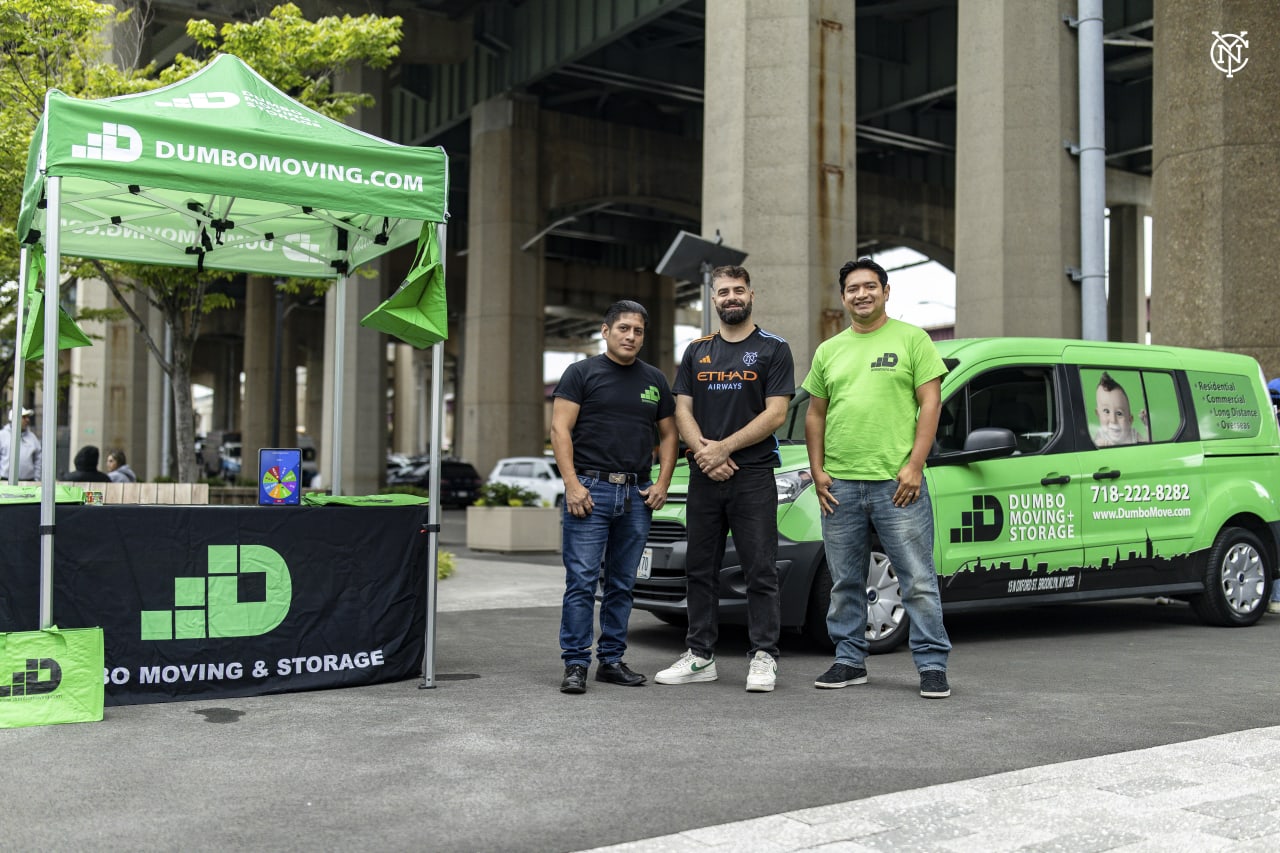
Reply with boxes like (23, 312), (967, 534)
(388, 457), (483, 507)
(487, 456), (565, 508)
(218, 441), (242, 482)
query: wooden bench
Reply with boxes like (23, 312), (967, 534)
(49, 482), (211, 505)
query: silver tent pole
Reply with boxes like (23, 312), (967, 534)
(329, 273), (347, 496)
(421, 220), (446, 689)
(39, 177), (62, 631)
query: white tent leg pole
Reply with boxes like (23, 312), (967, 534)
(8, 248), (28, 485)
(39, 177), (62, 631)
(422, 220), (447, 689)
(330, 274), (346, 496)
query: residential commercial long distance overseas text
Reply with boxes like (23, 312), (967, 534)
(153, 141), (426, 191)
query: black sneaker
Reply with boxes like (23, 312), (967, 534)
(814, 662), (868, 689)
(560, 664), (588, 694)
(919, 669), (950, 698)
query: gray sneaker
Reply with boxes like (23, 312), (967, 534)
(814, 662), (867, 689)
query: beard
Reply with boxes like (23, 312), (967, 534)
(716, 299), (753, 326)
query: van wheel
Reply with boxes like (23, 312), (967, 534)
(804, 552), (910, 654)
(1190, 527), (1270, 627)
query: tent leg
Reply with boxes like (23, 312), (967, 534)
(329, 275), (347, 496)
(39, 177), (63, 631)
(420, 222), (447, 689)
(8, 248), (29, 485)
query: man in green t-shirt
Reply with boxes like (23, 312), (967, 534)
(801, 257), (953, 698)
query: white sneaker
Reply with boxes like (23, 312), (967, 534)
(654, 650), (718, 684)
(1268, 601), (1280, 614)
(745, 651), (777, 693)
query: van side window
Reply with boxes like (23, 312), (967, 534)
(937, 366), (1057, 454)
(1080, 368), (1179, 447)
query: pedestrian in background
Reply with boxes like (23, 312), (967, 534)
(106, 449), (138, 483)
(62, 445), (111, 483)
(655, 265), (795, 693)
(803, 257), (952, 698)
(0, 408), (41, 481)
(551, 300), (678, 694)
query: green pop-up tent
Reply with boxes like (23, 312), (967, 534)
(14, 54), (451, 686)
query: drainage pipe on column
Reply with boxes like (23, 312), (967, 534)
(1076, 0), (1107, 340)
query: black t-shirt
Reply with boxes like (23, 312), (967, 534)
(553, 354), (675, 476)
(673, 326), (795, 468)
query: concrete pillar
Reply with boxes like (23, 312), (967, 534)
(461, 95), (544, 477)
(955, 1), (1081, 338)
(239, 276), (274, 476)
(68, 282), (111, 473)
(392, 343), (420, 454)
(701, 1), (855, 376)
(1107, 205), (1148, 344)
(1151, 1), (1280, 376)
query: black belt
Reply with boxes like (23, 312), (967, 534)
(582, 470), (638, 485)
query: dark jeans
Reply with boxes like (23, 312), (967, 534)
(559, 475), (652, 666)
(684, 465), (780, 660)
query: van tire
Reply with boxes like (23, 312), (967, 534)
(1190, 527), (1271, 627)
(804, 553), (910, 654)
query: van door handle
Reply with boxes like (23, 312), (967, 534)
(1041, 475), (1070, 486)
(1093, 469), (1121, 480)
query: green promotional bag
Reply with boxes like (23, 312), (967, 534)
(359, 224), (448, 348)
(19, 253), (93, 360)
(0, 627), (105, 728)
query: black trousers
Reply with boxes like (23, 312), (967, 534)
(683, 465), (781, 660)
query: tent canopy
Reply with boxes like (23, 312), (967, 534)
(19, 53), (448, 278)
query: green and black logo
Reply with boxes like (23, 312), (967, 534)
(142, 545), (293, 641)
(871, 352), (898, 369)
(0, 658), (62, 698)
(950, 495), (1003, 543)
(641, 385), (661, 405)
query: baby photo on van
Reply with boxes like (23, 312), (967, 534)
(1088, 370), (1149, 447)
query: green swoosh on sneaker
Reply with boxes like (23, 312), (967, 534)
(691, 660), (712, 671)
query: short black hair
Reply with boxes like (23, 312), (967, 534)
(603, 299), (648, 328)
(837, 257), (888, 291)
(711, 265), (751, 287)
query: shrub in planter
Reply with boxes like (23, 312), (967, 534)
(474, 482), (545, 508)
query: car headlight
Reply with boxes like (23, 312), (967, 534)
(776, 470), (813, 504)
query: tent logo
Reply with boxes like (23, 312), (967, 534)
(0, 658), (62, 698)
(141, 545), (293, 640)
(155, 91), (241, 109)
(281, 233), (323, 263)
(71, 122), (142, 163)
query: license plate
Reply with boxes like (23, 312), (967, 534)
(636, 547), (652, 580)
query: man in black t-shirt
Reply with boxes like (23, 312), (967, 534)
(550, 300), (678, 694)
(654, 265), (795, 693)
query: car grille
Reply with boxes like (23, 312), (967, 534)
(647, 519), (686, 544)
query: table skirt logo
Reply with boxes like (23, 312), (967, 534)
(141, 545), (293, 640)
(1211, 31), (1248, 78)
(71, 122), (142, 162)
(0, 658), (62, 698)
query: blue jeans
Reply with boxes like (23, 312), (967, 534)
(559, 475), (652, 666)
(822, 478), (951, 672)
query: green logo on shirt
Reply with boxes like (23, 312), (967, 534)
(641, 385), (661, 404)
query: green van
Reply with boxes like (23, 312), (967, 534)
(633, 338), (1280, 651)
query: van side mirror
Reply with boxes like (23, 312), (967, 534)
(928, 427), (1019, 466)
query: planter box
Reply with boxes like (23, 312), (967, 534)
(466, 505), (561, 553)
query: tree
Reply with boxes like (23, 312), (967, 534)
(1, 1), (402, 482)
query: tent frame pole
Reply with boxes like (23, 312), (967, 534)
(39, 177), (62, 631)
(421, 221), (446, 688)
(329, 274), (347, 496)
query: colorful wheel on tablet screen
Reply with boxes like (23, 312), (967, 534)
(262, 466), (299, 500)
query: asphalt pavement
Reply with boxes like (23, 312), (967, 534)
(5, 508), (1280, 851)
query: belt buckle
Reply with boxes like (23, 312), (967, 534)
(608, 473), (627, 485)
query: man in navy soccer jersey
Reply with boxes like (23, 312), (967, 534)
(654, 265), (795, 693)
